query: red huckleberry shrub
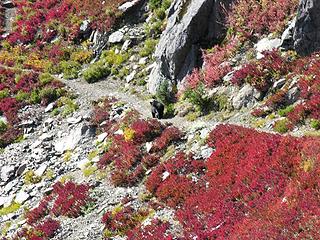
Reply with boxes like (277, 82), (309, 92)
(51, 181), (91, 217)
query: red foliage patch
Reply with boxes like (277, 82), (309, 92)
(231, 50), (290, 92)
(227, 0), (299, 40)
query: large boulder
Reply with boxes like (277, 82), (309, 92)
(293, 0), (320, 56)
(148, 0), (234, 94)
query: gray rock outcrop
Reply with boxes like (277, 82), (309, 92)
(293, 0), (320, 56)
(148, 0), (234, 94)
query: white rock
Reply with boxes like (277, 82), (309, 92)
(108, 30), (124, 44)
(80, 19), (90, 32)
(15, 191), (30, 204)
(34, 164), (47, 177)
(126, 70), (136, 83)
(121, 40), (132, 52)
(232, 84), (256, 110)
(54, 125), (93, 153)
(146, 142), (153, 153)
(118, 0), (140, 12)
(0, 196), (14, 207)
(97, 132), (108, 143)
(67, 116), (83, 124)
(255, 38), (281, 59)
(31, 140), (42, 149)
(44, 118), (54, 126)
(45, 103), (55, 113)
(114, 129), (124, 135)
(162, 171), (170, 181)
(1, 165), (15, 182)
(273, 78), (286, 90)
(139, 57), (148, 65)
(39, 133), (53, 141)
(3, 181), (15, 194)
(129, 55), (137, 61)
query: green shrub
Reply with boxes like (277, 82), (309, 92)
(155, 8), (166, 20)
(0, 89), (9, 99)
(60, 60), (81, 79)
(149, 0), (171, 10)
(70, 50), (93, 64)
(184, 84), (211, 112)
(165, 103), (175, 118)
(311, 119), (320, 130)
(29, 90), (41, 104)
(213, 94), (231, 111)
(0, 202), (21, 216)
(39, 87), (64, 102)
(273, 119), (290, 133)
(39, 72), (54, 85)
(278, 105), (294, 117)
(156, 80), (173, 106)
(140, 39), (158, 57)
(15, 91), (30, 102)
(117, 67), (130, 79)
(145, 20), (163, 37)
(58, 97), (79, 117)
(0, 120), (7, 133)
(102, 49), (129, 67)
(83, 63), (110, 83)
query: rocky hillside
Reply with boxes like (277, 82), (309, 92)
(0, 0), (320, 239)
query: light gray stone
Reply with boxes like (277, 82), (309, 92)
(255, 38), (281, 59)
(232, 84), (256, 110)
(108, 30), (124, 44)
(34, 164), (47, 177)
(1, 165), (15, 182)
(54, 124), (95, 153)
(15, 191), (30, 204)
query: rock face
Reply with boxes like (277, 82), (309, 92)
(148, 0), (234, 94)
(293, 0), (320, 56)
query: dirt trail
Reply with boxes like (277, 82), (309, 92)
(60, 77), (216, 131)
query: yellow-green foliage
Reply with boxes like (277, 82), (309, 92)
(70, 50), (93, 64)
(24, 170), (41, 185)
(39, 72), (54, 85)
(15, 91), (30, 102)
(59, 60), (81, 79)
(112, 204), (123, 215)
(0, 120), (7, 133)
(310, 119), (320, 130)
(124, 128), (135, 141)
(102, 49), (129, 67)
(162, 145), (176, 161)
(59, 175), (74, 184)
(253, 118), (266, 128)
(44, 169), (55, 180)
(186, 111), (200, 122)
(83, 62), (110, 83)
(0, 202), (21, 216)
(139, 39), (158, 57)
(58, 97), (79, 117)
(82, 164), (98, 177)
(0, 89), (9, 99)
(1, 221), (11, 236)
(64, 150), (72, 162)
(273, 119), (290, 133)
(88, 150), (98, 160)
(301, 159), (314, 172)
